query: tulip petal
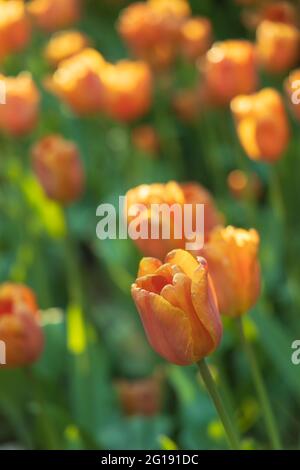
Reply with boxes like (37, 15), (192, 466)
(165, 249), (198, 278)
(132, 284), (195, 365)
(138, 257), (162, 277)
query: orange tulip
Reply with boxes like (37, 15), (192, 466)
(256, 20), (300, 74)
(131, 125), (160, 155)
(131, 249), (222, 365)
(31, 134), (85, 204)
(101, 61), (152, 122)
(0, 0), (31, 61)
(44, 30), (90, 67)
(46, 48), (107, 115)
(201, 40), (257, 105)
(242, 1), (299, 31)
(0, 72), (40, 136)
(227, 169), (262, 201)
(125, 181), (223, 259)
(117, 0), (190, 69)
(172, 88), (200, 122)
(28, 0), (80, 32)
(201, 226), (261, 317)
(179, 17), (212, 61)
(116, 373), (163, 416)
(0, 283), (44, 367)
(231, 88), (290, 162)
(284, 68), (300, 121)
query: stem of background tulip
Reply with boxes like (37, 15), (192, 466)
(197, 359), (240, 450)
(236, 316), (282, 450)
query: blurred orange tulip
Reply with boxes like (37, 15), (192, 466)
(28, 0), (80, 32)
(125, 181), (223, 259)
(116, 373), (163, 416)
(242, 1), (299, 31)
(172, 88), (200, 122)
(31, 134), (85, 204)
(0, 0), (31, 61)
(118, 0), (190, 69)
(180, 17), (212, 61)
(231, 88), (290, 162)
(131, 249), (222, 365)
(44, 30), (90, 67)
(201, 226), (261, 317)
(131, 125), (160, 155)
(227, 169), (262, 201)
(46, 48), (107, 115)
(201, 40), (257, 105)
(101, 61), (152, 122)
(0, 72), (40, 136)
(256, 20), (300, 74)
(0, 283), (44, 367)
(284, 68), (300, 121)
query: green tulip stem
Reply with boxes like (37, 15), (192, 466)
(236, 316), (282, 450)
(197, 359), (240, 450)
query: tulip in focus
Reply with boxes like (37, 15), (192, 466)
(125, 181), (222, 259)
(256, 20), (300, 74)
(28, 0), (80, 32)
(284, 68), (300, 121)
(201, 40), (257, 105)
(131, 249), (222, 365)
(31, 134), (85, 205)
(0, 73), (40, 136)
(201, 226), (261, 317)
(231, 88), (290, 162)
(180, 17), (212, 61)
(0, 0), (31, 61)
(46, 48), (107, 115)
(101, 61), (152, 122)
(44, 30), (90, 67)
(0, 283), (44, 367)
(131, 125), (160, 156)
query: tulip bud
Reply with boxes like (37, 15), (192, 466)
(179, 17), (212, 61)
(231, 88), (290, 162)
(0, 283), (44, 367)
(46, 48), (107, 115)
(0, 0), (31, 61)
(31, 134), (84, 205)
(44, 30), (90, 67)
(256, 20), (300, 74)
(28, 0), (80, 32)
(125, 181), (223, 259)
(131, 249), (222, 365)
(131, 125), (160, 156)
(201, 40), (257, 106)
(0, 72), (40, 136)
(201, 226), (261, 317)
(101, 61), (152, 122)
(284, 68), (300, 121)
